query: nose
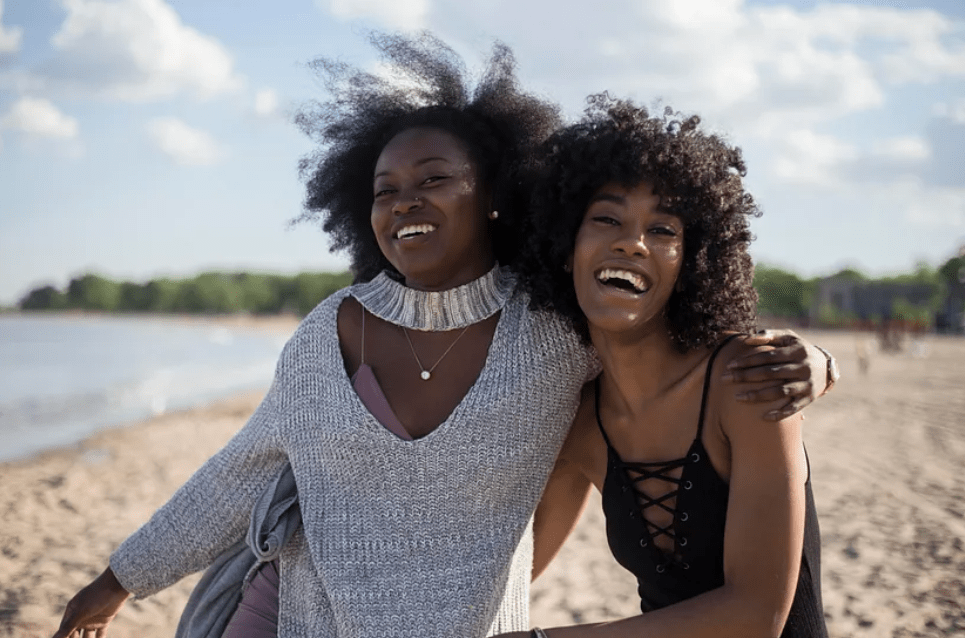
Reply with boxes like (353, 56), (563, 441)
(391, 191), (423, 215)
(612, 228), (649, 258)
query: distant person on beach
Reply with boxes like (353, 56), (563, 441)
(52, 35), (835, 638)
(502, 97), (829, 637)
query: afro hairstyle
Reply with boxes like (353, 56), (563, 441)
(294, 32), (562, 282)
(519, 94), (760, 351)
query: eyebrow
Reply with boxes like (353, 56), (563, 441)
(589, 191), (679, 216)
(374, 156), (452, 179)
(588, 192), (626, 205)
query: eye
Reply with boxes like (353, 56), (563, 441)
(422, 175), (449, 185)
(373, 186), (395, 199)
(651, 225), (678, 237)
(591, 214), (619, 226)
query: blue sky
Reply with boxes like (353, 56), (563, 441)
(1, 0), (963, 305)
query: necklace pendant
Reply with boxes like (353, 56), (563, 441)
(420, 370), (431, 381)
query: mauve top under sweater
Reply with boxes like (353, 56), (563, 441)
(109, 277), (597, 638)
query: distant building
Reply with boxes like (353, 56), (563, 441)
(811, 277), (936, 326)
(936, 260), (965, 334)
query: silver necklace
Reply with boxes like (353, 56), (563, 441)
(400, 325), (471, 381)
(352, 264), (514, 331)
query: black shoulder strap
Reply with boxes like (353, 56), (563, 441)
(696, 334), (743, 438)
(592, 376), (617, 451)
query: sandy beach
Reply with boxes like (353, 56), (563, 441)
(2, 329), (963, 637)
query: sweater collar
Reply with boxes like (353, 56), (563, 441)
(351, 264), (515, 331)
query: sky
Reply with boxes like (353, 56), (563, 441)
(1, 0), (963, 305)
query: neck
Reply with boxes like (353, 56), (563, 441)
(589, 322), (698, 418)
(403, 255), (497, 292)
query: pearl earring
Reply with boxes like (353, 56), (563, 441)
(489, 210), (499, 220)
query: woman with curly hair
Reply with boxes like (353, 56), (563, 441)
(53, 36), (831, 638)
(507, 96), (828, 638)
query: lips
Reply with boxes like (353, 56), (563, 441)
(596, 267), (649, 294)
(395, 223), (438, 240)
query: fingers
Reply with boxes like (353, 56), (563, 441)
(733, 381), (814, 421)
(52, 603), (79, 638)
(735, 381), (812, 404)
(725, 362), (811, 384)
(728, 333), (808, 371)
(742, 328), (800, 347)
(727, 346), (807, 372)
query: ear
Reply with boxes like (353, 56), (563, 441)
(563, 254), (573, 274)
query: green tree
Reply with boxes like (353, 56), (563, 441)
(118, 281), (150, 311)
(753, 265), (807, 318)
(19, 285), (67, 310)
(173, 272), (245, 313)
(236, 273), (282, 314)
(892, 297), (932, 325)
(143, 278), (181, 312)
(66, 274), (121, 311)
(291, 272), (352, 315)
(828, 267), (868, 282)
(938, 255), (965, 287)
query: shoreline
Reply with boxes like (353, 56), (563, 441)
(3, 309), (303, 333)
(2, 330), (963, 636)
(1, 312), (302, 465)
(1, 389), (270, 638)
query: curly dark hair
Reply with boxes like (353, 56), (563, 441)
(519, 94), (760, 351)
(294, 32), (562, 282)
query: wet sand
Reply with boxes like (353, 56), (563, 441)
(2, 330), (963, 637)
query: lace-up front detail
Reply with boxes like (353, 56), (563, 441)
(593, 336), (830, 636)
(613, 452), (693, 570)
(594, 376), (704, 573)
(594, 336), (738, 610)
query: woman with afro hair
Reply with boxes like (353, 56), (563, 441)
(53, 36), (831, 638)
(504, 96), (828, 638)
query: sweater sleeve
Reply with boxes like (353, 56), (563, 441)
(109, 356), (289, 599)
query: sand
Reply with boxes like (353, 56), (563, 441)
(1, 330), (963, 637)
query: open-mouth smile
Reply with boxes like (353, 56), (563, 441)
(395, 223), (438, 240)
(596, 267), (649, 294)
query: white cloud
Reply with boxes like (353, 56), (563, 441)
(649, 0), (745, 31)
(933, 98), (965, 124)
(324, 0), (430, 30)
(253, 88), (279, 117)
(37, 0), (242, 102)
(0, 0), (22, 54)
(1, 97), (78, 138)
(430, 1), (961, 141)
(893, 180), (965, 229)
(872, 136), (931, 162)
(771, 129), (858, 187)
(771, 130), (938, 188)
(147, 117), (222, 166)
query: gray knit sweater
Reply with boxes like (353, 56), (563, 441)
(110, 281), (597, 638)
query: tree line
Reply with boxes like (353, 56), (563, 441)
(754, 254), (965, 330)
(14, 254), (965, 329)
(17, 271), (353, 317)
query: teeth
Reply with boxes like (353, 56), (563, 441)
(597, 268), (648, 293)
(396, 224), (437, 239)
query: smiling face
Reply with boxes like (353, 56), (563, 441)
(371, 127), (495, 291)
(571, 181), (685, 339)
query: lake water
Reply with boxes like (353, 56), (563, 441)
(0, 314), (291, 462)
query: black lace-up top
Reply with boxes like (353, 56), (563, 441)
(595, 337), (828, 636)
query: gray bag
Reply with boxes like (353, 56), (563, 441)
(175, 463), (301, 638)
